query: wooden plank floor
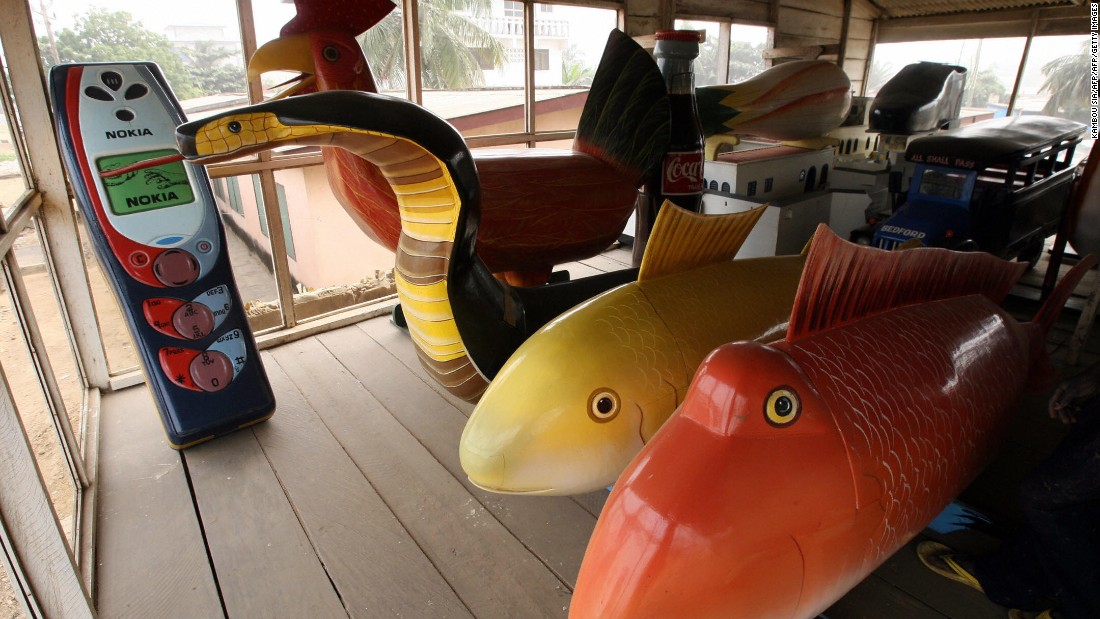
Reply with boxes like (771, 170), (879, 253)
(93, 247), (1100, 619)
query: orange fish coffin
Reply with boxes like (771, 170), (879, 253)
(570, 227), (1095, 619)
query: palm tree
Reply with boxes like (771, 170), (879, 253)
(1040, 41), (1090, 123)
(962, 69), (1007, 108)
(561, 45), (595, 86)
(728, 41), (765, 83)
(361, 0), (505, 91)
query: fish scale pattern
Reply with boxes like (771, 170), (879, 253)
(592, 286), (683, 405)
(783, 297), (1028, 566)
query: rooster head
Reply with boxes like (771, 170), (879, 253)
(248, 0), (395, 97)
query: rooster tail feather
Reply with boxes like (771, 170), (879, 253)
(574, 30), (670, 186)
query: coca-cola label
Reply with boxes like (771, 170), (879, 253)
(661, 151), (704, 195)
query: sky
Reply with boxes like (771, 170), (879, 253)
(31, 0), (304, 46)
(30, 0), (619, 70)
(872, 34), (1089, 97)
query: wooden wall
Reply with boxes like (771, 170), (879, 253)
(876, 4), (1090, 42)
(771, 0), (879, 94)
(624, 0), (881, 95)
(623, 0), (1089, 98)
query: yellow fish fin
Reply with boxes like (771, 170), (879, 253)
(638, 202), (766, 283)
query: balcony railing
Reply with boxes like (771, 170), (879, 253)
(469, 15), (570, 38)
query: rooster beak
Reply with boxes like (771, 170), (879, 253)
(248, 33), (317, 99)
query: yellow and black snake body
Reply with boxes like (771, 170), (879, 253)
(178, 92), (636, 401)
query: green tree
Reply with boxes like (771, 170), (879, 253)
(962, 69), (1007, 107)
(728, 40), (765, 83)
(561, 45), (595, 87)
(361, 0), (505, 90)
(38, 8), (200, 99)
(181, 41), (246, 96)
(1040, 41), (1091, 123)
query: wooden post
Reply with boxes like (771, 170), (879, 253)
(238, 0), (299, 330)
(0, 373), (95, 617)
(0, 0), (110, 389)
(837, 0), (852, 67)
(1007, 10), (1039, 116)
(403, 0), (424, 104)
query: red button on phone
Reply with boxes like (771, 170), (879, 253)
(143, 297), (185, 337)
(153, 249), (199, 287)
(158, 347), (201, 392)
(189, 350), (233, 392)
(130, 251), (149, 267)
(172, 302), (215, 340)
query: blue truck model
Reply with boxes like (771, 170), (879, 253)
(859, 115), (1085, 266)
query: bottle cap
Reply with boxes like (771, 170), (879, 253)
(655, 30), (701, 42)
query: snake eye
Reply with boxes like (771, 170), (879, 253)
(764, 387), (801, 427)
(322, 46), (340, 62)
(226, 121), (242, 134)
(588, 389), (620, 422)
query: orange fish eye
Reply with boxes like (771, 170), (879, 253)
(588, 389), (620, 422)
(764, 387), (801, 427)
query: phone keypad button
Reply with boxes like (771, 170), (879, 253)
(124, 83), (148, 100)
(153, 249), (200, 287)
(84, 86), (112, 101)
(172, 302), (215, 340)
(101, 71), (123, 91)
(190, 350), (233, 392)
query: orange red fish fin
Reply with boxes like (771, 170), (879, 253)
(786, 225), (1027, 341)
(1032, 254), (1097, 336)
(638, 202), (766, 282)
(1026, 254), (1098, 389)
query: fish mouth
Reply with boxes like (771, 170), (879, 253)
(466, 477), (558, 496)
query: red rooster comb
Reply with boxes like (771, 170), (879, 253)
(280, 0), (397, 37)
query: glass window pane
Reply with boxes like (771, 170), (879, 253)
(868, 38), (1026, 122)
(362, 10), (410, 99)
(0, 48), (31, 220)
(18, 219), (86, 451)
(422, 0), (524, 137)
(215, 174), (281, 331)
(32, 1), (248, 118)
(76, 219), (138, 374)
(532, 5), (617, 133)
(0, 266), (78, 550)
(274, 167), (396, 324)
(1014, 34), (1093, 162)
(249, 0), (411, 101)
(728, 24), (769, 83)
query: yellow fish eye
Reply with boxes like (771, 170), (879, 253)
(226, 120), (242, 134)
(764, 387), (801, 427)
(588, 389), (620, 422)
